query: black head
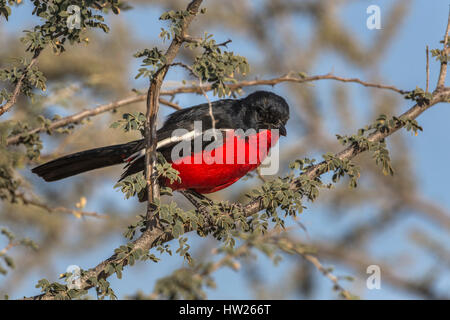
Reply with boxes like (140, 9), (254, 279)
(242, 91), (290, 136)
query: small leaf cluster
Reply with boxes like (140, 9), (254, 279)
(252, 178), (301, 218)
(393, 116), (423, 136)
(0, 58), (47, 101)
(153, 199), (200, 239)
(114, 172), (146, 200)
(404, 86), (432, 104)
(289, 157), (316, 171)
(153, 267), (213, 300)
(188, 33), (249, 97)
(337, 114), (424, 176)
(134, 6), (192, 78)
(156, 152), (181, 186)
(93, 244), (158, 299)
(36, 273), (88, 300)
(0, 165), (20, 201)
(159, 9), (192, 40)
(134, 47), (166, 79)
(113, 242), (158, 266)
(8, 122), (43, 160)
(114, 153), (181, 200)
(35, 279), (72, 300)
(123, 214), (147, 240)
(336, 132), (394, 177)
(0, 228), (37, 276)
(0, 88), (12, 105)
(23, 0), (121, 54)
(202, 201), (248, 247)
(323, 152), (360, 188)
(123, 202), (196, 262)
(110, 112), (146, 136)
(430, 48), (448, 63)
(3, 114), (75, 162)
(0, 0), (19, 21)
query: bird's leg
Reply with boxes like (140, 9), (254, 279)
(180, 190), (213, 211)
(182, 189), (243, 215)
(179, 190), (203, 209)
(187, 189), (214, 206)
(180, 190), (213, 230)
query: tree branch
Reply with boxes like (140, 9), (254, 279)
(160, 73), (408, 96)
(143, 0), (203, 224)
(437, 6), (450, 88)
(0, 56), (39, 117)
(15, 192), (107, 219)
(6, 73), (404, 147)
(5, 95), (180, 146)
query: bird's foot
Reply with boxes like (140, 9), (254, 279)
(180, 190), (212, 215)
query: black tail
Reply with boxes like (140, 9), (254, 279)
(32, 140), (144, 182)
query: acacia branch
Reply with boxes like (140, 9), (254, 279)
(6, 74), (403, 147)
(0, 241), (17, 257)
(160, 73), (407, 96)
(143, 0), (203, 223)
(16, 192), (107, 219)
(0, 56), (39, 117)
(302, 254), (354, 299)
(5, 95), (180, 146)
(437, 7), (450, 88)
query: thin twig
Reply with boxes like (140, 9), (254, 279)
(437, 7), (450, 88)
(6, 95), (178, 146)
(0, 242), (17, 257)
(160, 73), (408, 96)
(0, 57), (39, 117)
(302, 254), (354, 299)
(426, 45), (430, 93)
(16, 192), (107, 219)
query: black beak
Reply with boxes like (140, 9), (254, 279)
(278, 123), (287, 136)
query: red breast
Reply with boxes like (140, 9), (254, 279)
(165, 129), (278, 193)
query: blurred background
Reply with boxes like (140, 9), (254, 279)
(1, 0), (450, 299)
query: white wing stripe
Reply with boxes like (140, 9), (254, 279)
(124, 129), (232, 164)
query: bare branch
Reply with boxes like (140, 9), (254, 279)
(5, 95), (181, 146)
(437, 7), (450, 88)
(143, 0), (203, 223)
(0, 241), (17, 257)
(160, 73), (408, 96)
(426, 45), (430, 92)
(302, 254), (354, 300)
(15, 192), (107, 219)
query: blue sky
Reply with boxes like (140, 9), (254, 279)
(1, 0), (450, 299)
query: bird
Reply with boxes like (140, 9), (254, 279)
(32, 91), (290, 203)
